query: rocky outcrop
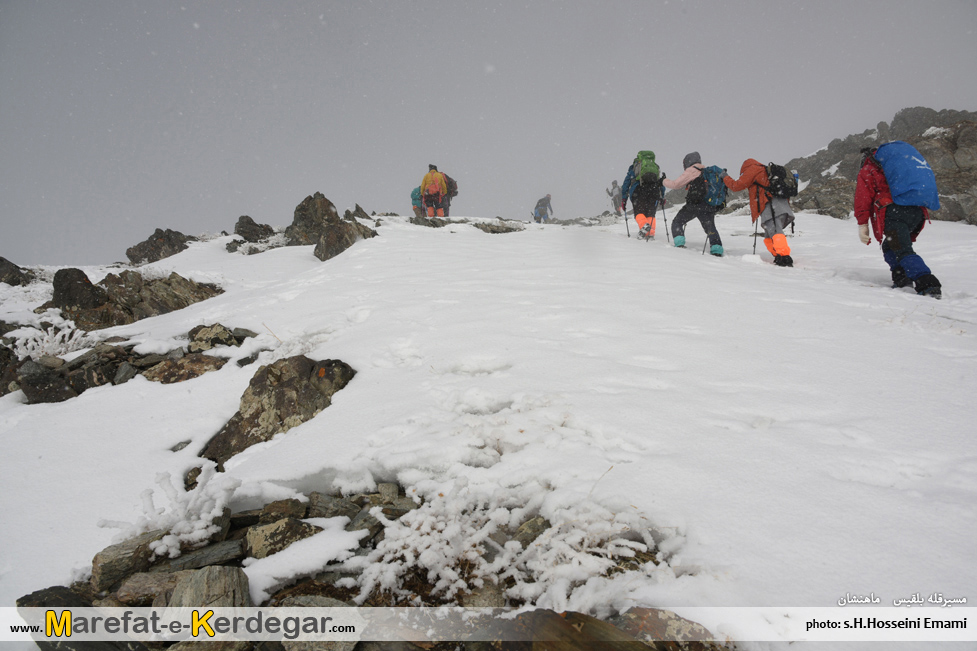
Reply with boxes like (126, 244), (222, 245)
(285, 193), (342, 246)
(313, 219), (377, 262)
(411, 215), (449, 228)
(0, 256), (32, 286)
(140, 353), (228, 384)
(19, 480), (731, 649)
(10, 324), (253, 404)
(471, 219), (525, 234)
(39, 269), (222, 331)
(200, 355), (357, 468)
(787, 107), (977, 224)
(233, 215), (275, 243)
(126, 228), (197, 265)
(283, 192), (378, 261)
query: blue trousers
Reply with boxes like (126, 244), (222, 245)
(882, 205), (930, 280)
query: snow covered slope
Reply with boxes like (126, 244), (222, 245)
(2, 210), (975, 641)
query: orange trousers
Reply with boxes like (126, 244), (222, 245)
(763, 233), (791, 256)
(635, 213), (656, 236)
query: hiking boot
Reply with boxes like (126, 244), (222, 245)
(710, 244), (724, 257)
(673, 235), (686, 248)
(638, 224), (651, 238)
(914, 273), (942, 299)
(773, 255), (793, 267)
(891, 268), (913, 289)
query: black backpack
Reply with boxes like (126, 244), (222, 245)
(444, 175), (458, 197)
(762, 163), (798, 199)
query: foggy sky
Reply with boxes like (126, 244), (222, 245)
(2, 0), (976, 265)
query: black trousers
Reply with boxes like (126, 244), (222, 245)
(630, 182), (660, 217)
(672, 203), (722, 246)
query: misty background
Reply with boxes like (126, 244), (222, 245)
(2, 0), (976, 266)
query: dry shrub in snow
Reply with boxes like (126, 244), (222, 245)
(98, 463), (241, 559)
(348, 479), (657, 611)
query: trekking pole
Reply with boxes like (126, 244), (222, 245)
(752, 217), (759, 255)
(660, 199), (670, 243)
(659, 179), (670, 244)
(702, 238), (708, 255)
(624, 202), (630, 238)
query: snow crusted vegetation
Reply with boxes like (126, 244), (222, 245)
(1, 210), (976, 635)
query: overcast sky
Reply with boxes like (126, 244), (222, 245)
(2, 0), (976, 265)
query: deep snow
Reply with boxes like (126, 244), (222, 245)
(1, 208), (975, 648)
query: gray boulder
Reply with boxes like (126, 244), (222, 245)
(247, 518), (323, 559)
(188, 323), (238, 353)
(0, 256), (31, 286)
(285, 192), (342, 246)
(200, 355), (356, 467)
(52, 268), (108, 311)
(234, 215), (275, 242)
(126, 228), (196, 265)
(168, 566), (253, 608)
(313, 219), (377, 262)
(16, 360), (78, 404)
(90, 529), (167, 592)
(140, 353), (227, 384)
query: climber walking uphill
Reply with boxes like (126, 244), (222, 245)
(723, 159), (797, 266)
(854, 141), (942, 298)
(606, 180), (623, 216)
(662, 152), (727, 256)
(421, 164), (448, 218)
(533, 194), (553, 223)
(621, 151), (663, 240)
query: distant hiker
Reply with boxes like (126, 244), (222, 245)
(723, 159), (796, 266)
(854, 142), (942, 298)
(534, 194), (553, 223)
(442, 173), (459, 217)
(662, 152), (726, 256)
(411, 186), (424, 219)
(421, 164), (448, 218)
(621, 151), (663, 239)
(606, 181), (622, 216)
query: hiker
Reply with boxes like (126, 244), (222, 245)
(411, 186), (424, 219)
(662, 152), (725, 256)
(854, 143), (942, 298)
(723, 159), (795, 266)
(442, 173), (458, 217)
(534, 194), (553, 223)
(606, 181), (622, 216)
(420, 165), (448, 218)
(621, 151), (663, 239)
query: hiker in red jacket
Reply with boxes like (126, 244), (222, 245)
(854, 149), (941, 298)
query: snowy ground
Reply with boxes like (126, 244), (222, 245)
(2, 208), (976, 649)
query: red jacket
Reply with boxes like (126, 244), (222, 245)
(723, 159), (770, 222)
(854, 158), (927, 243)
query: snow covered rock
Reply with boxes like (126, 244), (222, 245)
(200, 355), (357, 468)
(140, 353), (227, 384)
(285, 192), (342, 246)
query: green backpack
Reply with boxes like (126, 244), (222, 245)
(634, 151), (660, 185)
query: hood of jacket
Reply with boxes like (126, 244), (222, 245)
(740, 158), (764, 176)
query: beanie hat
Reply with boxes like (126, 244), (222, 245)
(683, 152), (702, 169)
(429, 164), (437, 171)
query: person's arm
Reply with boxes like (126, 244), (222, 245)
(853, 166), (876, 226)
(662, 166), (701, 190)
(722, 168), (754, 192)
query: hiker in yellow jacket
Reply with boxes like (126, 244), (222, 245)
(421, 164), (448, 218)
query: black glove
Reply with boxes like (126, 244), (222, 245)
(660, 172), (666, 180)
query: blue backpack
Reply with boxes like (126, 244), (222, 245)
(701, 165), (728, 207)
(685, 165), (728, 208)
(873, 141), (940, 210)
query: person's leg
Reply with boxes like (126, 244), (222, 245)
(883, 205), (939, 296)
(671, 205), (694, 246)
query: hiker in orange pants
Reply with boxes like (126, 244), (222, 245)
(723, 158), (794, 266)
(420, 164), (447, 218)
